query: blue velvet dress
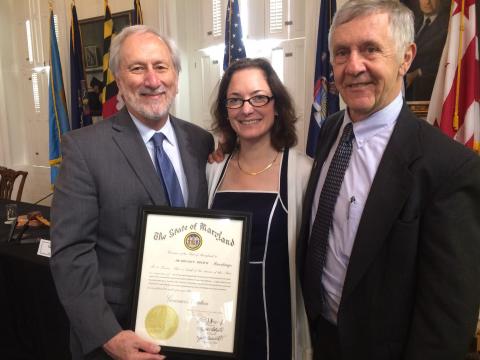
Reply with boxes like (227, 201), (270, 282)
(211, 150), (292, 359)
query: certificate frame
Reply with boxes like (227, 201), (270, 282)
(131, 205), (251, 359)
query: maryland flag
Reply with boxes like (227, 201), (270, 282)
(133, 0), (143, 25)
(427, 0), (480, 152)
(102, 0), (120, 118)
(48, 9), (70, 185)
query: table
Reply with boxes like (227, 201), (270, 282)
(0, 200), (71, 360)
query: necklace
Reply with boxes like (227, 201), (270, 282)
(237, 151), (279, 176)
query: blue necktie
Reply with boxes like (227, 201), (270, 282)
(152, 133), (185, 207)
(303, 123), (354, 320)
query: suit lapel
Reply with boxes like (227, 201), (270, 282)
(341, 104), (422, 301)
(170, 116), (199, 207)
(111, 108), (167, 205)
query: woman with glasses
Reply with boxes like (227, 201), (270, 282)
(207, 58), (312, 359)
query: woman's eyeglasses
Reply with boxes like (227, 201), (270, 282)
(225, 95), (274, 109)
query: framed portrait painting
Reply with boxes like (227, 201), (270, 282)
(404, 0), (451, 117)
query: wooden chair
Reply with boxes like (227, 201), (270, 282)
(0, 166), (28, 201)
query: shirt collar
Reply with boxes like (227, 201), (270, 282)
(130, 113), (174, 145)
(424, 14), (438, 23)
(345, 93), (403, 147)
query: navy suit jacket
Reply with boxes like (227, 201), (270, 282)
(298, 104), (480, 360)
(50, 108), (214, 359)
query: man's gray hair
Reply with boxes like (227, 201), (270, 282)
(328, 0), (415, 61)
(109, 25), (182, 76)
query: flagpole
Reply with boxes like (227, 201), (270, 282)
(227, 0), (233, 66)
(453, 0), (465, 131)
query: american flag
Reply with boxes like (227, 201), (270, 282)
(426, 0), (480, 152)
(223, 0), (246, 70)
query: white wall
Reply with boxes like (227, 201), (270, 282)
(0, 0), (52, 203)
(0, 0), (321, 205)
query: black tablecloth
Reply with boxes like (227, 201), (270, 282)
(0, 200), (71, 360)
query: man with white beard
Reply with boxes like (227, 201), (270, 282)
(50, 25), (214, 360)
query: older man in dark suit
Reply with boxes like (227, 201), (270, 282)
(298, 1), (480, 359)
(50, 25), (213, 360)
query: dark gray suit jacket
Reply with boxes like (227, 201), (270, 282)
(50, 108), (214, 359)
(298, 104), (480, 360)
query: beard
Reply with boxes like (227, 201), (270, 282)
(122, 85), (176, 123)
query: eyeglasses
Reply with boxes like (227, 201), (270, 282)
(225, 95), (274, 109)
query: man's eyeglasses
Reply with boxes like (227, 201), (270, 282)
(225, 95), (274, 109)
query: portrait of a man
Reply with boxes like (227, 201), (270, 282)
(406, 0), (450, 101)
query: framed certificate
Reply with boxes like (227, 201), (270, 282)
(131, 206), (251, 359)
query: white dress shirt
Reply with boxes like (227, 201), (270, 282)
(130, 113), (189, 204)
(310, 93), (403, 324)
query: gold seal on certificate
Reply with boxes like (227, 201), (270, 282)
(145, 305), (179, 340)
(184, 232), (202, 251)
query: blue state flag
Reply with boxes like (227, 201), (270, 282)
(49, 10), (71, 185)
(223, 0), (246, 71)
(70, 4), (92, 129)
(306, 0), (339, 157)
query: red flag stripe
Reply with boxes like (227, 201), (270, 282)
(439, 40), (480, 136)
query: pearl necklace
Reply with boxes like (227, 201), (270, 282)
(236, 151), (279, 176)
